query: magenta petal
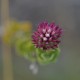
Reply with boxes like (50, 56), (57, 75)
(49, 22), (55, 28)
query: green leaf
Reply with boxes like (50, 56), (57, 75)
(15, 38), (36, 62)
(36, 48), (60, 65)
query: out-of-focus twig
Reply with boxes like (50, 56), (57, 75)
(1, 0), (14, 80)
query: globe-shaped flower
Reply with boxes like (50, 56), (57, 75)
(32, 22), (62, 50)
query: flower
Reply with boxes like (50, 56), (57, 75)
(32, 21), (63, 50)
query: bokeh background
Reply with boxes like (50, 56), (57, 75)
(0, 0), (80, 80)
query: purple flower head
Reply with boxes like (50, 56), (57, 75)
(32, 21), (63, 50)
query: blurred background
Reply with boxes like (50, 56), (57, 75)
(0, 0), (80, 80)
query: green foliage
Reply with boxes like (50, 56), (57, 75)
(16, 37), (60, 64)
(36, 48), (60, 65)
(15, 38), (36, 62)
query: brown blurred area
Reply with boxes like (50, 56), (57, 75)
(0, 0), (80, 80)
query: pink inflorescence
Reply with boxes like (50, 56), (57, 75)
(32, 21), (63, 50)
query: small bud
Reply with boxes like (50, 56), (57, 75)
(45, 33), (50, 37)
(43, 37), (47, 41)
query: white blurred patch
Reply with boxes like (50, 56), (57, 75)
(29, 62), (38, 75)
